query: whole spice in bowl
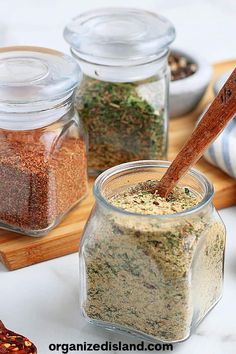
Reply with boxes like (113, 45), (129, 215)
(168, 49), (212, 117)
(0, 320), (37, 354)
(79, 161), (226, 343)
(168, 51), (197, 81)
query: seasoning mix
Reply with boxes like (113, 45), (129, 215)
(0, 47), (88, 236)
(75, 78), (165, 172)
(64, 8), (176, 174)
(79, 161), (226, 343)
(0, 127), (87, 234)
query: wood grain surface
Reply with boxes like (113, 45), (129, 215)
(0, 60), (236, 271)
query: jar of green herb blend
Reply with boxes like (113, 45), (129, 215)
(64, 8), (175, 175)
(79, 160), (226, 343)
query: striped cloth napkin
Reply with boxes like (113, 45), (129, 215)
(204, 118), (236, 178)
(202, 70), (236, 179)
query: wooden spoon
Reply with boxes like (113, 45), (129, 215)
(158, 67), (236, 198)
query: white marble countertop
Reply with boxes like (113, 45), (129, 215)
(0, 0), (236, 353)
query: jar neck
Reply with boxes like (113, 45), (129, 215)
(0, 92), (74, 131)
(71, 48), (169, 83)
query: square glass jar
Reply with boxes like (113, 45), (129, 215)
(79, 160), (226, 343)
(0, 46), (88, 236)
(64, 8), (176, 175)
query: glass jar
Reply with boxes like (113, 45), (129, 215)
(79, 160), (226, 343)
(64, 8), (176, 175)
(0, 46), (88, 236)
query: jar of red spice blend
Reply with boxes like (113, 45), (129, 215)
(0, 46), (88, 236)
(79, 161), (226, 343)
(64, 8), (176, 175)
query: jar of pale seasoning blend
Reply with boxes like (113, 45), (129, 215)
(0, 46), (88, 236)
(64, 8), (176, 175)
(79, 160), (226, 343)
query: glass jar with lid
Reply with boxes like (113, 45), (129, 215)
(0, 46), (88, 236)
(79, 160), (226, 343)
(64, 8), (175, 175)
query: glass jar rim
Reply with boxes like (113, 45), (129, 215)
(94, 160), (214, 219)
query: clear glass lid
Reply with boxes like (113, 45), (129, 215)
(0, 46), (81, 104)
(64, 8), (176, 66)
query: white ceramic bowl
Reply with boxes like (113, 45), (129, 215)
(169, 48), (212, 118)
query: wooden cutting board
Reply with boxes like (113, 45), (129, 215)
(0, 60), (236, 271)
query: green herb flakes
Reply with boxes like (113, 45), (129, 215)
(76, 78), (166, 173)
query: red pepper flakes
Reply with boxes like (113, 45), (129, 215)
(0, 127), (87, 234)
(0, 321), (37, 354)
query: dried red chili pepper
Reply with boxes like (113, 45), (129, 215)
(0, 321), (37, 354)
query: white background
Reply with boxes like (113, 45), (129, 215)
(0, 1), (236, 354)
(0, 0), (236, 62)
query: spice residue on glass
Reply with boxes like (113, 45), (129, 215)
(83, 180), (225, 342)
(76, 79), (166, 173)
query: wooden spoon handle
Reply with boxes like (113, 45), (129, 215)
(158, 67), (236, 198)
